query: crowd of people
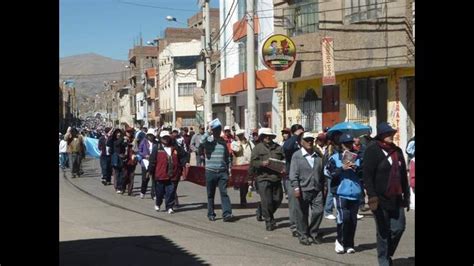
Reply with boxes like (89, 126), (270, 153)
(59, 119), (414, 266)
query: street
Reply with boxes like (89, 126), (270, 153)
(60, 158), (415, 266)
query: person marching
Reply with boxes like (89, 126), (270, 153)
(231, 129), (255, 207)
(148, 130), (188, 214)
(249, 128), (285, 231)
(98, 127), (112, 185)
(325, 133), (363, 254)
(289, 132), (325, 245)
(200, 119), (234, 222)
(363, 122), (410, 266)
(138, 129), (158, 199)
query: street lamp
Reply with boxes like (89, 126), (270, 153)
(165, 16), (187, 26)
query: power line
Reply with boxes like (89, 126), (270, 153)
(117, 0), (198, 12)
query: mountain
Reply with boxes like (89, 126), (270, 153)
(60, 53), (128, 101)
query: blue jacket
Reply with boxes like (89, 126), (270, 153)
(324, 150), (362, 200)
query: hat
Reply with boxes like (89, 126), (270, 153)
(209, 118), (222, 129)
(252, 128), (258, 134)
(236, 129), (245, 136)
(172, 128), (179, 133)
(281, 128), (291, 133)
(224, 125), (231, 131)
(146, 128), (155, 136)
(159, 130), (171, 138)
(302, 132), (315, 140)
(316, 133), (326, 141)
(339, 133), (354, 143)
(258, 128), (277, 137)
(376, 122), (397, 136)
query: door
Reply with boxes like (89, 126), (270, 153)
(322, 85), (340, 129)
(375, 78), (388, 125)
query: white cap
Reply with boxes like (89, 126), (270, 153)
(302, 132), (315, 140)
(146, 128), (156, 136)
(224, 125), (231, 131)
(236, 129), (245, 136)
(258, 128), (276, 137)
(159, 130), (170, 138)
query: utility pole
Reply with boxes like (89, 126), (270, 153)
(247, 0), (257, 129)
(203, 0), (213, 125)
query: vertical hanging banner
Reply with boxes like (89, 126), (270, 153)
(322, 37), (336, 85)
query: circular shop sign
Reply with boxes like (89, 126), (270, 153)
(262, 34), (296, 71)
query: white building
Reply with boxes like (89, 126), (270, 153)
(159, 40), (203, 128)
(219, 0), (281, 134)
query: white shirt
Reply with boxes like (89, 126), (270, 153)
(59, 140), (68, 153)
(301, 147), (317, 168)
(147, 140), (153, 154)
(164, 146), (172, 156)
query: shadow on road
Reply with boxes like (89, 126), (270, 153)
(393, 257), (415, 266)
(356, 242), (378, 252)
(60, 235), (210, 266)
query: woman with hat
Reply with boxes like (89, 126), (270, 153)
(249, 128), (285, 231)
(362, 122), (410, 265)
(325, 133), (362, 254)
(122, 128), (138, 195)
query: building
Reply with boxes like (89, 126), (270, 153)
(127, 43), (159, 127)
(219, 0), (281, 133)
(271, 0), (414, 150)
(60, 80), (79, 131)
(158, 39), (203, 128)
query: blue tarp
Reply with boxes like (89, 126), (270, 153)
(84, 137), (101, 158)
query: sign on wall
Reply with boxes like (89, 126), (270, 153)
(262, 34), (296, 71)
(322, 37), (336, 85)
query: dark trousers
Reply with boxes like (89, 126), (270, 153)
(113, 166), (124, 191)
(373, 207), (406, 266)
(155, 180), (176, 210)
(284, 179), (298, 233)
(239, 182), (248, 205)
(334, 196), (359, 248)
(295, 190), (324, 239)
(99, 155), (112, 182)
(205, 169), (232, 218)
(140, 166), (155, 198)
(69, 153), (80, 176)
(257, 180), (283, 223)
(122, 165), (137, 195)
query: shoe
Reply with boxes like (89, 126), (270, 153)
(116, 190), (122, 194)
(256, 210), (263, 222)
(223, 215), (235, 222)
(167, 208), (174, 214)
(299, 237), (311, 246)
(266, 222), (275, 231)
(208, 216), (216, 221)
(106, 182), (112, 185)
(292, 231), (301, 238)
(335, 239), (345, 254)
(154, 205), (160, 211)
(346, 248), (356, 254)
(325, 214), (337, 220)
(139, 193), (145, 199)
(152, 196), (156, 200)
(311, 235), (323, 245)
(357, 214), (364, 220)
(72, 174), (77, 178)
(101, 179), (107, 185)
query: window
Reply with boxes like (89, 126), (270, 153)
(347, 79), (370, 123)
(181, 118), (197, 127)
(178, 82), (196, 96)
(345, 0), (383, 23)
(174, 55), (201, 70)
(283, 1), (318, 37)
(300, 89), (322, 132)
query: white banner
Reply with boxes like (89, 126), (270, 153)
(322, 37), (336, 85)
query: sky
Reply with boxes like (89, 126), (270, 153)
(60, 0), (219, 61)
